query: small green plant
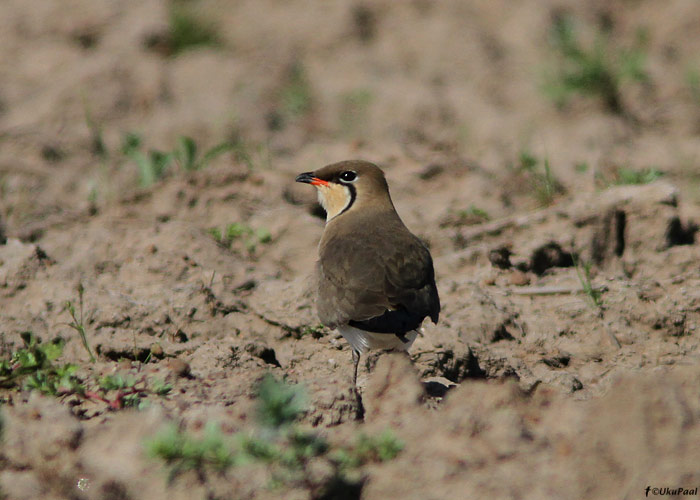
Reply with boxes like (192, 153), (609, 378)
(92, 373), (172, 409)
(173, 136), (235, 172)
(331, 430), (404, 469)
(256, 373), (307, 430)
(687, 66), (700, 105)
(123, 133), (233, 186)
(518, 152), (564, 207)
(146, 374), (403, 492)
(146, 422), (237, 479)
(83, 96), (108, 160)
(208, 223), (272, 252)
(440, 205), (491, 228)
(299, 324), (325, 339)
(460, 205), (490, 220)
(280, 62), (313, 120)
(227, 134), (272, 171)
(168, 2), (221, 56)
(0, 332), (171, 408)
(457, 205), (491, 223)
(339, 89), (373, 137)
(64, 283), (95, 363)
(122, 132), (173, 187)
(613, 166), (663, 185)
(574, 162), (589, 173)
(24, 363), (81, 396)
(575, 259), (604, 309)
(543, 15), (648, 114)
(0, 332), (81, 395)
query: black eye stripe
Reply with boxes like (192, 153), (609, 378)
(338, 184), (356, 217)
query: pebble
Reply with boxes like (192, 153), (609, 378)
(509, 270), (530, 286)
(167, 358), (191, 378)
(150, 343), (164, 358)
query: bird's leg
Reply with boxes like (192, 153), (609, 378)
(351, 348), (365, 420)
(352, 349), (360, 387)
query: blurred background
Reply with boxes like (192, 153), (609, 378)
(2, 3), (700, 499)
(2, 0), (700, 235)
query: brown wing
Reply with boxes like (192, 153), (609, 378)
(316, 239), (390, 328)
(316, 227), (440, 332)
(383, 236), (440, 325)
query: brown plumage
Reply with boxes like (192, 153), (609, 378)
(296, 160), (440, 385)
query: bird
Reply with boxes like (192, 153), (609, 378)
(295, 160), (440, 386)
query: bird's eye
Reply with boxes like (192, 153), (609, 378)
(339, 171), (357, 183)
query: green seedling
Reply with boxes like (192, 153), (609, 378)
(121, 131), (142, 154)
(122, 132), (191, 187)
(613, 166), (663, 185)
(208, 223), (272, 252)
(228, 133), (272, 171)
(459, 205), (490, 220)
(98, 373), (142, 408)
(234, 376), (330, 488)
(86, 373), (172, 410)
(686, 66), (700, 105)
(339, 89), (373, 137)
(121, 132), (173, 187)
(440, 205), (491, 228)
(236, 427), (328, 475)
(150, 377), (174, 396)
(331, 430), (404, 469)
(543, 15), (648, 114)
(207, 227), (223, 243)
(146, 374), (403, 492)
(299, 324), (325, 339)
(99, 373), (171, 397)
(575, 259), (604, 309)
(280, 62), (313, 120)
(169, 2), (221, 56)
(128, 150), (173, 188)
(256, 373), (307, 430)
(574, 162), (589, 173)
(146, 422), (237, 480)
(518, 152), (564, 207)
(0, 332), (171, 409)
(456, 205), (491, 224)
(0, 332), (81, 395)
(173, 136), (235, 172)
(64, 283), (95, 363)
(83, 95), (108, 160)
(24, 363), (81, 396)
(123, 133), (234, 186)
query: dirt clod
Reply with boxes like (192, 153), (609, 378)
(665, 216), (698, 247)
(167, 358), (192, 378)
(425, 347), (487, 383)
(488, 246), (513, 269)
(244, 342), (282, 367)
(529, 242), (575, 275)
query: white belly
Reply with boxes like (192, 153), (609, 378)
(337, 325), (418, 354)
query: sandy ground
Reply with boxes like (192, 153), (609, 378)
(1, 1), (700, 499)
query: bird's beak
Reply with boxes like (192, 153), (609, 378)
(295, 172), (329, 187)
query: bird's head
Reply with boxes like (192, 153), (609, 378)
(295, 160), (393, 222)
